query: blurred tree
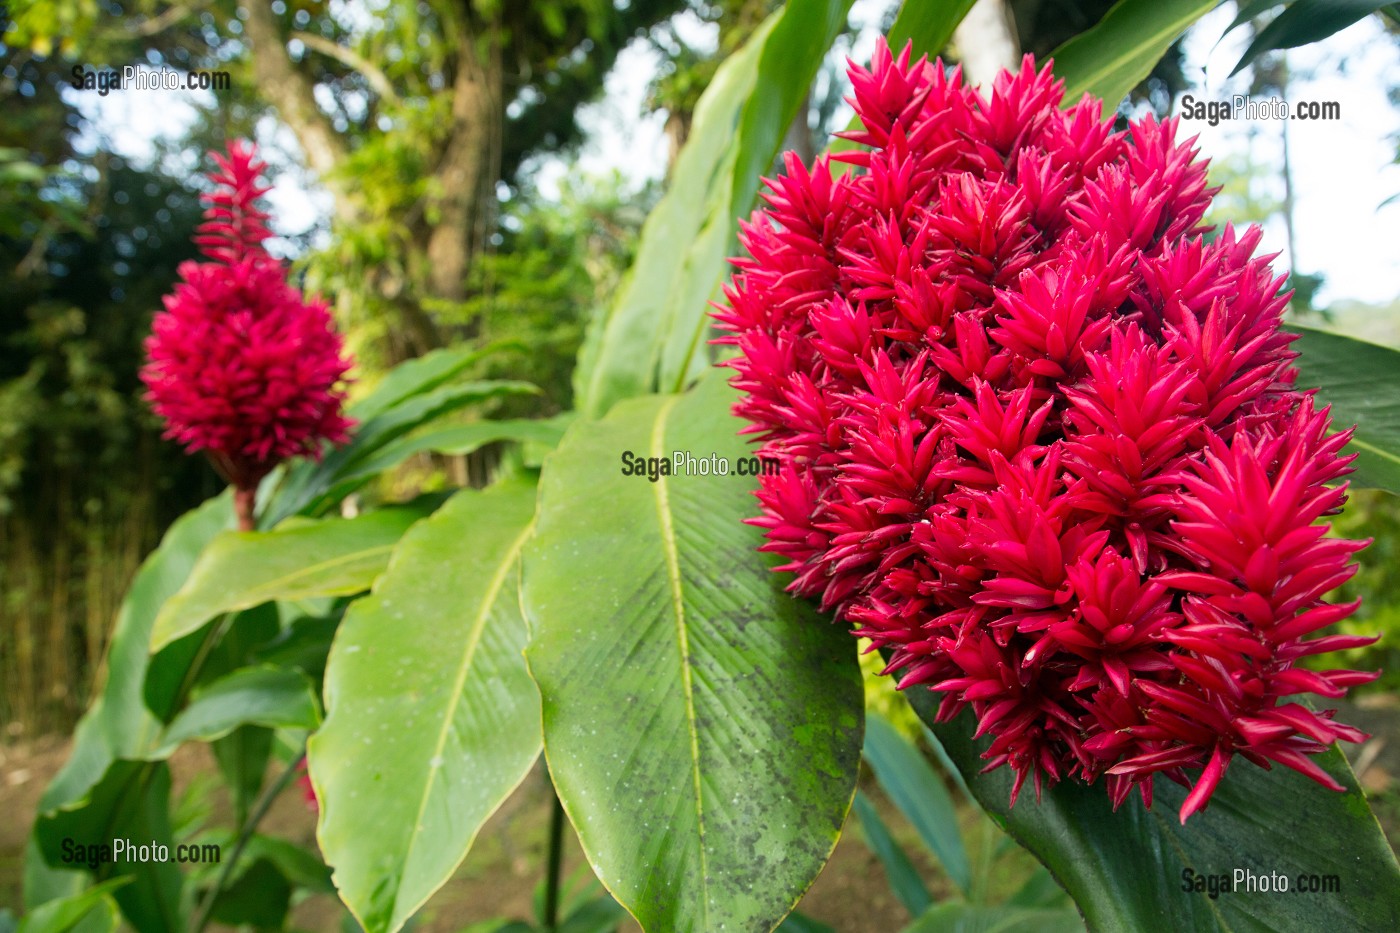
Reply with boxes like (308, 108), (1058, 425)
(0, 40), (218, 732)
(6, 0), (689, 362)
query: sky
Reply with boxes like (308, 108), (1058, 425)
(69, 1), (1400, 306)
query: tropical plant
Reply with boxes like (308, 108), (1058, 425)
(18, 2), (1400, 932)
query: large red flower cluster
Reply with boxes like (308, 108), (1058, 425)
(142, 141), (353, 524)
(715, 42), (1376, 821)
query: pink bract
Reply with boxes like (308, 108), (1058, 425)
(141, 141), (353, 517)
(714, 41), (1376, 821)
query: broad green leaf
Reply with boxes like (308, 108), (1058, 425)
(660, 0), (855, 394)
(901, 902), (1085, 933)
(26, 496), (232, 910)
(14, 880), (125, 933)
(575, 15), (776, 417)
(349, 343), (495, 423)
(310, 480), (541, 933)
(863, 713), (972, 895)
(149, 507), (426, 651)
(1288, 325), (1400, 494)
(1050, 0), (1217, 114)
(269, 378), (536, 523)
(523, 372), (864, 933)
(852, 791), (934, 918)
(1231, 1), (1393, 76)
(150, 666), (320, 756)
(897, 681), (1400, 931)
(303, 416), (569, 514)
(33, 762), (184, 932)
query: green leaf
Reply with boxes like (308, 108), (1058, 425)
(308, 416), (569, 512)
(659, 0), (855, 395)
(776, 913), (837, 933)
(1223, 0), (1287, 36)
(211, 725), (273, 826)
(1050, 0), (1217, 114)
(901, 902), (1085, 933)
(270, 377), (536, 522)
(150, 666), (320, 757)
(33, 762), (184, 932)
(349, 344), (496, 423)
(1231, 1), (1393, 76)
(575, 15), (776, 417)
(26, 496), (232, 910)
(863, 713), (972, 895)
(1287, 325), (1400, 494)
(852, 791), (934, 918)
(207, 858), (291, 928)
(14, 880), (126, 933)
(897, 684), (1400, 931)
(149, 507), (426, 651)
(886, 0), (978, 54)
(310, 479), (542, 933)
(523, 372), (864, 933)
(727, 0), (856, 267)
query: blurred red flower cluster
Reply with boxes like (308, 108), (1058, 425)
(141, 141), (353, 527)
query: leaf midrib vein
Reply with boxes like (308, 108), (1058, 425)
(394, 509), (536, 925)
(651, 393), (711, 930)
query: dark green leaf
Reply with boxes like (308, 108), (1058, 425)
(852, 791), (934, 917)
(269, 377), (536, 522)
(559, 893), (629, 933)
(1050, 0), (1217, 113)
(149, 507), (427, 650)
(310, 480), (542, 933)
(26, 497), (232, 910)
(208, 858), (291, 928)
(523, 372), (864, 933)
(1223, 0), (1287, 35)
(1287, 325), (1400, 494)
(863, 714), (971, 895)
(211, 725), (272, 826)
(1232, 1), (1393, 75)
(33, 762), (184, 932)
(898, 682), (1400, 931)
(776, 912), (837, 933)
(150, 666), (320, 756)
(13, 880), (125, 933)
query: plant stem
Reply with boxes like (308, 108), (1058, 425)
(543, 789), (566, 931)
(190, 746), (307, 933)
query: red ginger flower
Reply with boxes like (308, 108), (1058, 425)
(141, 141), (353, 528)
(715, 41), (1377, 822)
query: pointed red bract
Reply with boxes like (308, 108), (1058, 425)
(141, 142), (354, 512)
(715, 41), (1375, 821)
